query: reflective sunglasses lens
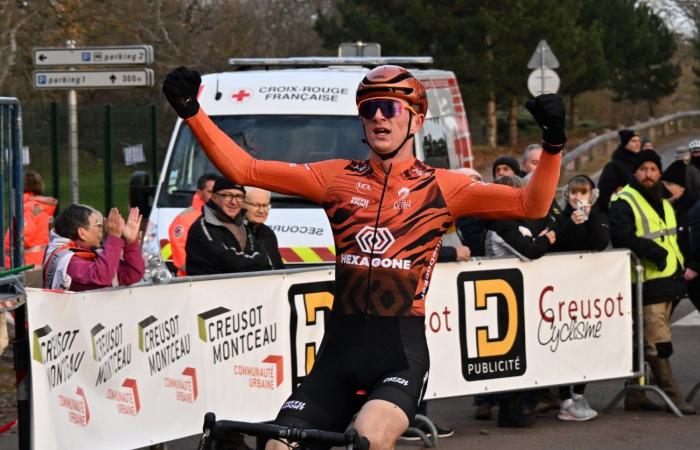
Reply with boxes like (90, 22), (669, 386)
(359, 99), (403, 119)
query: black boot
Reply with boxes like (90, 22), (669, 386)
(497, 394), (537, 428)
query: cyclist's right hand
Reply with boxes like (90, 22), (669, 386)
(162, 66), (201, 119)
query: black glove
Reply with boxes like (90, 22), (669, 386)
(162, 66), (201, 119)
(525, 93), (566, 153)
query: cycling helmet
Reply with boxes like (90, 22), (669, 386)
(689, 139), (700, 151)
(356, 65), (428, 115)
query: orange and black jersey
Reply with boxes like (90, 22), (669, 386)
(186, 110), (560, 317)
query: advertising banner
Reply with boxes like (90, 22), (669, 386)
(27, 252), (632, 449)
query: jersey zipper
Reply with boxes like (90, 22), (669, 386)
(364, 163), (393, 316)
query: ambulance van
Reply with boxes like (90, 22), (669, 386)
(134, 55), (474, 279)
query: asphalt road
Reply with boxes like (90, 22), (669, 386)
(2, 135), (699, 450)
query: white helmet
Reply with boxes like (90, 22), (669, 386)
(689, 139), (700, 151)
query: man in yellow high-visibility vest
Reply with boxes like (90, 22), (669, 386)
(609, 149), (695, 415)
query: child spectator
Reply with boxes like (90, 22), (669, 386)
(550, 175), (610, 421)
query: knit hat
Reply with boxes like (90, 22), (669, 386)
(618, 129), (638, 148)
(632, 149), (662, 172)
(492, 156), (521, 179)
(213, 177), (245, 193)
(661, 160), (686, 187)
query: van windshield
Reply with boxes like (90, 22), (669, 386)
(158, 115), (368, 208)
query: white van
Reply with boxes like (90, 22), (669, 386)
(134, 56), (474, 279)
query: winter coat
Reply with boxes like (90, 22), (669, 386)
(597, 146), (637, 213)
(609, 179), (686, 304)
(43, 233), (145, 291)
(247, 221), (284, 269)
(4, 192), (58, 266)
(186, 202), (271, 276)
(550, 203), (610, 253)
(485, 219), (551, 261)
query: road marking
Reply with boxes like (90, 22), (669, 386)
(672, 310), (700, 326)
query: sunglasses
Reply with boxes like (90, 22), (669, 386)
(358, 98), (415, 119)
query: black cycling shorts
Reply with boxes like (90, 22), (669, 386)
(274, 314), (429, 433)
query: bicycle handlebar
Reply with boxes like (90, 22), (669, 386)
(199, 412), (370, 450)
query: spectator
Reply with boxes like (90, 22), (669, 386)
(185, 177), (271, 276)
(484, 175), (555, 427)
(641, 137), (654, 150)
(684, 200), (700, 314)
(244, 187), (284, 269)
(550, 174), (610, 421)
(4, 170), (58, 267)
(485, 176), (555, 261)
(597, 129), (641, 213)
(552, 175), (609, 253)
(661, 160), (698, 314)
(609, 150), (695, 415)
(492, 156), (522, 180)
(521, 144), (542, 180)
(684, 139), (700, 197)
(169, 173), (217, 276)
(42, 204), (144, 290)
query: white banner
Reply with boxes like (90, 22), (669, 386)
(27, 252), (632, 450)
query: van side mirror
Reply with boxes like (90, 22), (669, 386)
(128, 171), (154, 217)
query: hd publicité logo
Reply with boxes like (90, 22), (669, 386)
(458, 269), (526, 381)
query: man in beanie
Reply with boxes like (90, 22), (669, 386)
(598, 129), (641, 212)
(492, 155), (522, 180)
(185, 176), (271, 276)
(684, 139), (700, 197)
(609, 149), (695, 415)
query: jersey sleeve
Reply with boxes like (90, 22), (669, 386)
(185, 110), (347, 205)
(436, 151), (561, 220)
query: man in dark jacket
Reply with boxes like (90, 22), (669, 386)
(598, 129), (641, 212)
(186, 178), (271, 276)
(609, 150), (695, 415)
(245, 187), (284, 269)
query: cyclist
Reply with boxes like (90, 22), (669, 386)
(163, 65), (566, 450)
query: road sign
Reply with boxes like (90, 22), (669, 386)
(527, 68), (560, 96)
(34, 69), (155, 89)
(527, 40), (559, 69)
(33, 45), (154, 67)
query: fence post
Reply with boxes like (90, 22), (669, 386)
(151, 104), (158, 183)
(10, 104), (23, 268)
(104, 104), (113, 211)
(51, 101), (60, 205)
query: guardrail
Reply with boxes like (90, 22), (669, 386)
(562, 111), (700, 172)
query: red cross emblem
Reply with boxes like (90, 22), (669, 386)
(231, 89), (252, 103)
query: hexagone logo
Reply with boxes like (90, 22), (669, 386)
(355, 226), (394, 254)
(458, 269), (526, 381)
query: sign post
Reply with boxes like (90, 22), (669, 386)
(527, 40), (560, 97)
(32, 44), (155, 203)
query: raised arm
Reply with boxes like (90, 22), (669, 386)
(438, 94), (565, 220)
(163, 67), (344, 204)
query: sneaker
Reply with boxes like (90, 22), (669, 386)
(558, 397), (598, 422)
(400, 421), (454, 441)
(475, 403), (493, 420)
